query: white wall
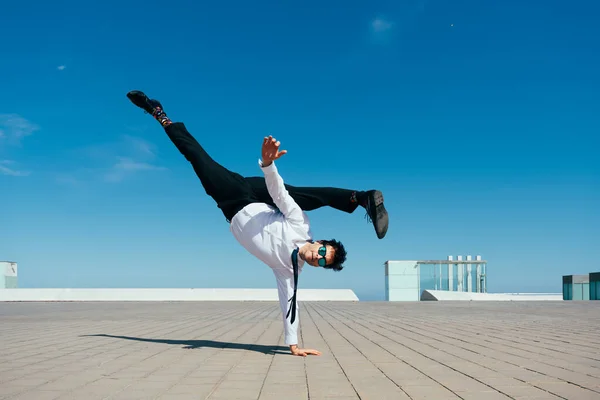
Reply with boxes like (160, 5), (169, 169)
(421, 290), (563, 301)
(385, 261), (419, 301)
(0, 288), (359, 302)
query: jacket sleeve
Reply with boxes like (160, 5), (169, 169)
(272, 268), (299, 346)
(259, 160), (304, 224)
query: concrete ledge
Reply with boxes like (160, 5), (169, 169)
(0, 288), (359, 302)
(421, 290), (563, 301)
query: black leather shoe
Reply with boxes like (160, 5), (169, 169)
(364, 190), (388, 239)
(126, 90), (163, 114)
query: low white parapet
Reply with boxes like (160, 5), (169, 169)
(0, 288), (359, 302)
(421, 290), (563, 301)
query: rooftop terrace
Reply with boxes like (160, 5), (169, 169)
(1, 301), (599, 399)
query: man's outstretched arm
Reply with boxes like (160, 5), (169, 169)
(273, 269), (321, 357)
(259, 135), (304, 223)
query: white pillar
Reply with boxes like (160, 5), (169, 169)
(457, 255), (463, 291)
(476, 255), (482, 292)
(447, 256), (454, 291)
(466, 255), (472, 292)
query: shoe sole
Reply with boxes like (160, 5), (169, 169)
(372, 190), (384, 207)
(371, 190), (388, 239)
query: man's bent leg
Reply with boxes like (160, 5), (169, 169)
(245, 177), (389, 239)
(289, 185), (389, 239)
(286, 185), (362, 214)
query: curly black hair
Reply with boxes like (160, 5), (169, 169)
(319, 239), (347, 272)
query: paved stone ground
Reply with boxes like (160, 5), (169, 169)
(0, 301), (599, 400)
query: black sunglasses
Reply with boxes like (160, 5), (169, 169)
(317, 246), (328, 267)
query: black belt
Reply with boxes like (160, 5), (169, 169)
(286, 248), (299, 324)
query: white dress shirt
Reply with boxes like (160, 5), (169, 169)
(229, 160), (312, 346)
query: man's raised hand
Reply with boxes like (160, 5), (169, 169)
(261, 135), (287, 167)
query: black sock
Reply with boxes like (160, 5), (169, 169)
(153, 107), (172, 127)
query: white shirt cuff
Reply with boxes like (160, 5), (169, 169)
(258, 159), (275, 171)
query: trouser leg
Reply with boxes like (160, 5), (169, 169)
(243, 177), (363, 214)
(164, 122), (257, 221)
(243, 176), (388, 239)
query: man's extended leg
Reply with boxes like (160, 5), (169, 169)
(126, 90), (256, 221)
(244, 177), (389, 239)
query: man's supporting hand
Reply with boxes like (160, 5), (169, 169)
(290, 345), (322, 357)
(261, 135), (287, 167)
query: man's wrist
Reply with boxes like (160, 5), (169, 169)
(261, 159), (273, 167)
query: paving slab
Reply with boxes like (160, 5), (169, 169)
(0, 301), (599, 400)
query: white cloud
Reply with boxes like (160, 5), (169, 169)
(0, 160), (30, 177)
(78, 135), (157, 161)
(372, 18), (393, 33)
(123, 135), (156, 158)
(0, 115), (37, 175)
(0, 114), (39, 144)
(114, 157), (162, 172)
(57, 65), (66, 71)
(54, 174), (81, 186)
(103, 156), (166, 183)
(58, 135), (166, 184)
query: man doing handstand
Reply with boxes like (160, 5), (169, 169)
(126, 90), (389, 357)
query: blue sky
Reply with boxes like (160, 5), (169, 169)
(1, 0), (598, 300)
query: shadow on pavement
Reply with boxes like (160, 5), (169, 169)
(81, 334), (289, 355)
